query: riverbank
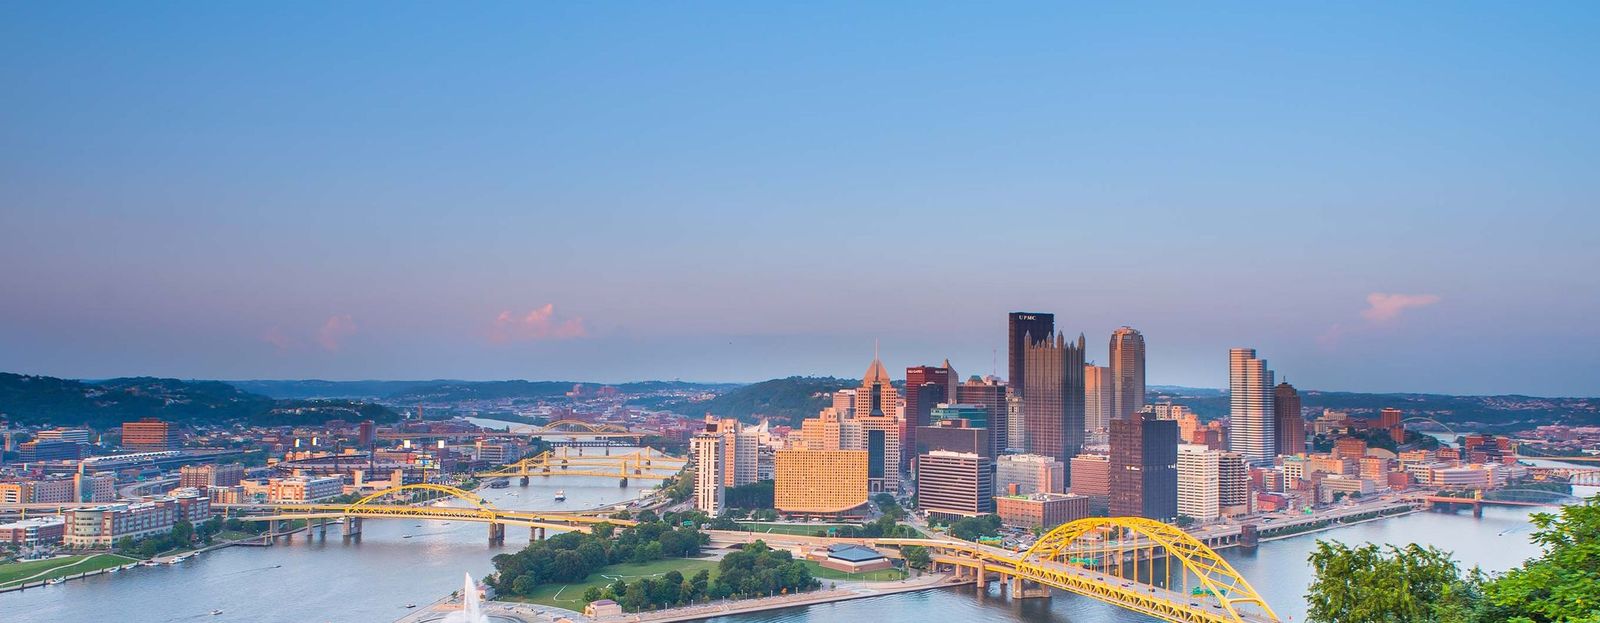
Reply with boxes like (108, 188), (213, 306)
(0, 526), (288, 594)
(585, 572), (966, 623)
(435, 572), (967, 623)
(0, 554), (138, 592)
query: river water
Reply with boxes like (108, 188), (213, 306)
(5, 423), (1591, 623)
(3, 443), (664, 623)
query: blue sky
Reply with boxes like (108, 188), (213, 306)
(2, 3), (1597, 395)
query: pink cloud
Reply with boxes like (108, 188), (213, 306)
(1319, 292), (1442, 350)
(1360, 292), (1441, 324)
(489, 304), (587, 343)
(317, 314), (357, 351)
(261, 326), (297, 352)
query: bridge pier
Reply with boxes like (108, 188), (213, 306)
(1473, 503), (1484, 518)
(529, 526), (546, 541)
(488, 522), (506, 545)
(519, 476), (529, 486)
(342, 516), (362, 539)
(1010, 576), (1051, 599)
(619, 477), (628, 487)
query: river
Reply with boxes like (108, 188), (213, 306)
(4, 420), (1591, 623)
(3, 442), (664, 623)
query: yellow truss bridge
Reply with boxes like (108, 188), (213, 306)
(836, 517), (1278, 623)
(535, 419), (635, 434)
(233, 483), (633, 543)
(477, 448), (686, 481)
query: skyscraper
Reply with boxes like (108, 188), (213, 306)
(904, 364), (955, 471)
(1083, 364), (1112, 435)
(1274, 381), (1305, 456)
(1109, 326), (1146, 420)
(956, 376), (1008, 457)
(1229, 348), (1276, 465)
(855, 355), (904, 492)
(855, 356), (900, 419)
(1023, 332), (1086, 469)
(1109, 412), (1178, 521)
(1007, 312), (1055, 398)
(904, 365), (954, 427)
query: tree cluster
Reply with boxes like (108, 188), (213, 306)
(724, 480), (774, 509)
(945, 514), (1002, 542)
(490, 514), (709, 598)
(1305, 495), (1600, 622)
(577, 540), (818, 613)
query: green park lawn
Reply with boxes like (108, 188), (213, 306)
(0, 553), (139, 588)
(507, 557), (722, 608)
(736, 522), (851, 536)
(802, 560), (907, 582)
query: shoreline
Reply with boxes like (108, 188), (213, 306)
(423, 573), (968, 623)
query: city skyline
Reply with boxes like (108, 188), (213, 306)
(4, 4), (1598, 396)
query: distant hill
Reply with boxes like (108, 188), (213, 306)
(677, 376), (857, 425)
(0, 373), (400, 428)
(227, 379), (738, 402)
(1147, 386), (1599, 431)
(226, 379), (451, 400)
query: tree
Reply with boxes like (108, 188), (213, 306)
(947, 515), (1002, 542)
(1479, 500), (1600, 622)
(1304, 541), (1478, 623)
(901, 545), (932, 570)
(1174, 515), (1196, 528)
(581, 586), (604, 603)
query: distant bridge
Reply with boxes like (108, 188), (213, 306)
(477, 448), (685, 484)
(230, 483), (631, 544)
(377, 419), (655, 443)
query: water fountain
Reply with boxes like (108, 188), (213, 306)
(431, 572), (517, 623)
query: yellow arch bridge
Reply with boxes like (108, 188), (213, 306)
(477, 448), (686, 483)
(722, 516), (1280, 623)
(231, 483), (633, 544)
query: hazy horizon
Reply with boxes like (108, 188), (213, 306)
(4, 4), (1597, 396)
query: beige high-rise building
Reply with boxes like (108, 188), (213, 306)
(1109, 327), (1146, 421)
(1228, 348), (1275, 465)
(774, 449), (868, 515)
(1177, 444), (1250, 521)
(703, 416), (759, 487)
(691, 434), (725, 515)
(1083, 364), (1112, 436)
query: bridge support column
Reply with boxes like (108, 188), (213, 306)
(1473, 503), (1484, 518)
(1013, 578), (1051, 599)
(342, 517), (362, 539)
(318, 519), (328, 539)
(488, 522), (505, 545)
(619, 477), (628, 487)
(973, 564), (986, 590)
(519, 476), (529, 486)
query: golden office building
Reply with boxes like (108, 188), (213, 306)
(774, 449), (868, 515)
